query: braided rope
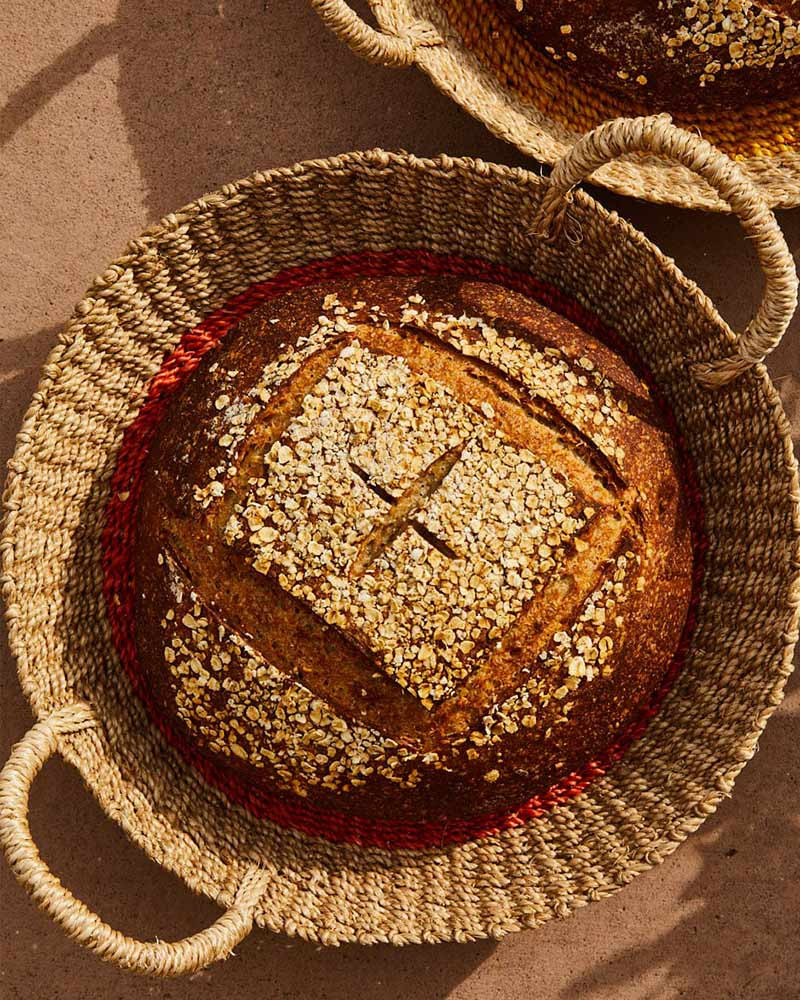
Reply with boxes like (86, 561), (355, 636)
(534, 115), (799, 387)
(0, 704), (269, 976)
(309, 0), (441, 66)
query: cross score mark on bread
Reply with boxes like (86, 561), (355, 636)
(186, 332), (637, 728)
(136, 280), (693, 816)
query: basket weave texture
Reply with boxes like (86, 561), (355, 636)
(311, 0), (800, 210)
(1, 120), (798, 975)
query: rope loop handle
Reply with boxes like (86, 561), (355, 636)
(309, 0), (442, 67)
(534, 114), (798, 387)
(0, 704), (270, 976)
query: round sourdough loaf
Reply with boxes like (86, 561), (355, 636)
(493, 0), (800, 110)
(134, 275), (694, 824)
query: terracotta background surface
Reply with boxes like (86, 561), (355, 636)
(1, 2), (798, 998)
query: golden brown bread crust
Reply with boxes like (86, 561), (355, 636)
(494, 0), (800, 110)
(134, 275), (694, 823)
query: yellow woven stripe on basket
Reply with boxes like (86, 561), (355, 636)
(438, 0), (799, 159)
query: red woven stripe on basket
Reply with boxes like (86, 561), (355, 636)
(102, 249), (706, 850)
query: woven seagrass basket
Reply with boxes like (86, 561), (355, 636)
(1, 117), (798, 977)
(311, 0), (800, 211)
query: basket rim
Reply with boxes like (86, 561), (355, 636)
(367, 0), (800, 211)
(2, 149), (799, 947)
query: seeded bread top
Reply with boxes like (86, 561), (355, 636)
(134, 275), (693, 823)
(496, 0), (800, 110)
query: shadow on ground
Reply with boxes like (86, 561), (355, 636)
(1, 4), (799, 998)
(0, 325), (63, 467)
(560, 672), (800, 1000)
(0, 0), (531, 222)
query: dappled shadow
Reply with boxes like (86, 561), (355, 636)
(0, 325), (63, 469)
(0, 0), (530, 221)
(560, 671), (800, 1000)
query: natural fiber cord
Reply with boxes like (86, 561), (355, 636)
(311, 0), (800, 210)
(1, 120), (798, 973)
(0, 705), (271, 976)
(313, 0), (441, 65)
(533, 116), (799, 385)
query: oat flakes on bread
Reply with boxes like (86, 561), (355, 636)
(134, 275), (693, 823)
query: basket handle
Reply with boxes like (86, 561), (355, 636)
(309, 0), (441, 66)
(534, 114), (799, 387)
(0, 703), (270, 977)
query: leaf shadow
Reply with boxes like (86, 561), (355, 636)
(0, 0), (531, 222)
(559, 669), (800, 1000)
